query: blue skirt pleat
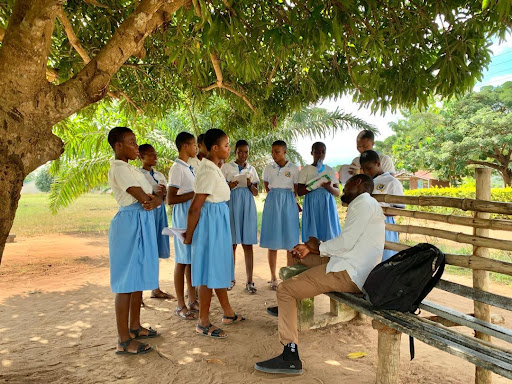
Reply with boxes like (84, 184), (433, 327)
(260, 188), (299, 251)
(383, 216), (399, 262)
(172, 200), (192, 265)
(227, 187), (258, 245)
(191, 202), (234, 288)
(108, 203), (159, 293)
(301, 188), (341, 242)
(155, 204), (170, 259)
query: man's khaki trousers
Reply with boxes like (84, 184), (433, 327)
(277, 254), (360, 345)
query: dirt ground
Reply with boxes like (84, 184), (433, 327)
(0, 234), (511, 384)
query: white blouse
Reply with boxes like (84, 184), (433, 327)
(298, 164), (338, 185)
(194, 158), (231, 203)
(262, 161), (299, 190)
(168, 159), (195, 195)
(108, 160), (153, 207)
(221, 161), (260, 188)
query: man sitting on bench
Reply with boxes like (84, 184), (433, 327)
(254, 174), (385, 375)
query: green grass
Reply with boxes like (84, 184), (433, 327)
(400, 239), (512, 286)
(12, 193), (118, 237)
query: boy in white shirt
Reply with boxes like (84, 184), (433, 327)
(360, 150), (405, 261)
(348, 130), (396, 177)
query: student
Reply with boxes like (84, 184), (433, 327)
(260, 140), (300, 290)
(107, 127), (162, 355)
(298, 142), (341, 242)
(221, 140), (259, 294)
(255, 174), (385, 374)
(348, 130), (396, 176)
(184, 128), (246, 339)
(167, 132), (199, 320)
(360, 150), (405, 261)
(138, 144), (174, 301)
(188, 133), (205, 170)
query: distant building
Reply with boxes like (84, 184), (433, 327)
(395, 170), (450, 190)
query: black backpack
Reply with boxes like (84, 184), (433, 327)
(362, 243), (445, 359)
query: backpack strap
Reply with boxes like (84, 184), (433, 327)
(415, 252), (446, 309)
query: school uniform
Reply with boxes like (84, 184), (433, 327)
(168, 159), (195, 265)
(221, 161), (259, 245)
(351, 153), (396, 175)
(372, 172), (405, 261)
(260, 161), (300, 250)
(188, 156), (202, 171)
(141, 168), (170, 259)
(299, 164), (341, 242)
(108, 160), (159, 293)
(191, 158), (234, 288)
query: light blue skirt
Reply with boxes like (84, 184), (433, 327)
(302, 188), (341, 242)
(172, 200), (192, 265)
(155, 204), (170, 259)
(108, 203), (159, 293)
(191, 202), (234, 288)
(383, 216), (399, 262)
(227, 187), (258, 245)
(260, 188), (300, 251)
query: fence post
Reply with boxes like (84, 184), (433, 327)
(474, 167), (492, 384)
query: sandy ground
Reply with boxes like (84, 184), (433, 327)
(0, 234), (511, 384)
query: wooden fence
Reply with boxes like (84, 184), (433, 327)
(376, 168), (512, 384)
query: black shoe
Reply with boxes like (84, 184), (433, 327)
(254, 353), (303, 375)
(266, 306), (278, 317)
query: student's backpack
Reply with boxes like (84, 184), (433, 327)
(362, 243), (445, 359)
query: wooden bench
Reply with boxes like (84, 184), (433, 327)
(291, 169), (512, 383)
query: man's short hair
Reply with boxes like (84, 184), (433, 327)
(312, 142), (326, 151)
(271, 140), (287, 149)
(352, 174), (374, 194)
(107, 126), (133, 150)
(357, 130), (375, 142)
(175, 132), (195, 151)
(360, 150), (380, 165)
(197, 133), (205, 145)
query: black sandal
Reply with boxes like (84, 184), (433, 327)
(187, 301), (199, 313)
(221, 313), (246, 325)
(115, 339), (153, 355)
(196, 323), (227, 339)
(246, 282), (257, 294)
(175, 306), (196, 320)
(129, 326), (158, 340)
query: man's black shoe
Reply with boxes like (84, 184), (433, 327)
(254, 353), (303, 375)
(266, 306), (278, 317)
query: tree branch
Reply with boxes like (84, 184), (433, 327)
(52, 0), (183, 121)
(467, 160), (503, 171)
(56, 8), (143, 113)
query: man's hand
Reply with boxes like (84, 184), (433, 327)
(142, 195), (162, 211)
(228, 180), (239, 189)
(321, 180), (332, 189)
(305, 237), (320, 253)
(292, 244), (311, 260)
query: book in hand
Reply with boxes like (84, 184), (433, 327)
(162, 227), (186, 243)
(232, 173), (250, 187)
(306, 174), (331, 191)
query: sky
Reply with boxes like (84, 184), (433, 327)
(295, 33), (512, 167)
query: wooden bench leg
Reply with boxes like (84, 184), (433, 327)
(330, 297), (357, 322)
(372, 320), (401, 384)
(297, 298), (314, 331)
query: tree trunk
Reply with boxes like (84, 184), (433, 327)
(500, 168), (512, 187)
(0, 0), (184, 264)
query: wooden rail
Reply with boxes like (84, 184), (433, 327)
(373, 194), (512, 215)
(382, 207), (512, 232)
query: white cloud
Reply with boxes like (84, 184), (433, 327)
(475, 73), (512, 91)
(489, 32), (512, 55)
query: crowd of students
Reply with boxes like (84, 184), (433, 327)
(106, 126), (404, 372)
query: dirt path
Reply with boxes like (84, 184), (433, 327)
(0, 234), (510, 383)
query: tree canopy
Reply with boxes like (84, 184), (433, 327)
(376, 82), (512, 186)
(0, 0), (511, 261)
